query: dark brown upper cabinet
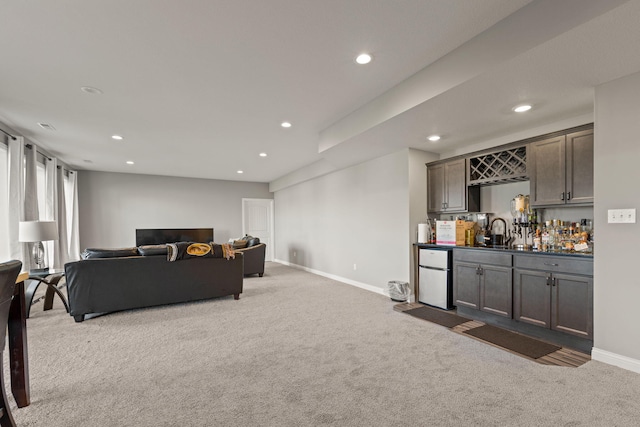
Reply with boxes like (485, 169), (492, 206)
(427, 158), (480, 214)
(530, 129), (594, 207)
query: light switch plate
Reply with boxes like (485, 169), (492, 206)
(621, 208), (636, 223)
(608, 208), (636, 223)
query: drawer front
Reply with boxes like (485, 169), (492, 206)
(514, 254), (593, 276)
(453, 249), (511, 266)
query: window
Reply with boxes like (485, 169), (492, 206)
(0, 136), (78, 265)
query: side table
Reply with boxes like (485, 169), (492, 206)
(24, 270), (69, 318)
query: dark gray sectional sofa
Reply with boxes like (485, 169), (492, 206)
(65, 246), (243, 322)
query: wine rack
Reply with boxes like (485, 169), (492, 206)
(468, 146), (528, 186)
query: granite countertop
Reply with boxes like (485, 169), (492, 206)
(414, 243), (594, 258)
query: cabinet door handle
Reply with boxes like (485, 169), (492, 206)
(560, 192), (565, 201)
(546, 275), (552, 286)
(543, 263), (559, 267)
(552, 277), (557, 287)
(567, 191), (571, 200)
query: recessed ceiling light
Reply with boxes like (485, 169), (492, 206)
(513, 104), (532, 113)
(427, 135), (441, 142)
(281, 122), (292, 128)
(112, 135), (123, 140)
(38, 122), (56, 131)
(237, 170), (244, 174)
(80, 86), (103, 95)
(259, 153), (267, 157)
(355, 53), (372, 65)
(126, 161), (134, 165)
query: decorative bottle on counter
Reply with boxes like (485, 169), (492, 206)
(533, 226), (541, 251)
(541, 222), (550, 252)
(550, 219), (560, 252)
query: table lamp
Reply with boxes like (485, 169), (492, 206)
(18, 220), (59, 273)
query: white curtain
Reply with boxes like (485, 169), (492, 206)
(22, 144), (40, 270)
(67, 170), (80, 261)
(6, 136), (80, 269)
(23, 145), (39, 220)
(54, 165), (70, 268)
(45, 156), (57, 267)
(7, 136), (25, 264)
(8, 139), (40, 270)
(45, 156), (80, 268)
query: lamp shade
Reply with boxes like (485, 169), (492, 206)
(18, 220), (59, 242)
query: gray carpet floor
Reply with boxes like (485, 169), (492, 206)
(7, 263), (640, 426)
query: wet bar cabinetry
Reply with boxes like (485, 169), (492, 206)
(448, 246), (593, 349)
(467, 145), (528, 186)
(427, 158), (480, 214)
(453, 249), (512, 318)
(426, 124), (593, 213)
(513, 254), (593, 339)
(529, 128), (594, 207)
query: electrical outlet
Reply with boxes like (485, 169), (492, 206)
(353, 263), (357, 270)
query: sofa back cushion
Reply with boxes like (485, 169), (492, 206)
(138, 244), (168, 256)
(81, 247), (140, 259)
(232, 239), (249, 249)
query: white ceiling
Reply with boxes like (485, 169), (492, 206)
(1, 0), (640, 186)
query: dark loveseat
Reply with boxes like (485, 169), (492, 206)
(65, 246), (243, 322)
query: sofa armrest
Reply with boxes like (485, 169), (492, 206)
(234, 243), (266, 276)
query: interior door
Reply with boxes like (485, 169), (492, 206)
(242, 198), (274, 261)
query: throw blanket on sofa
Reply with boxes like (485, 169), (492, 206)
(167, 242), (235, 261)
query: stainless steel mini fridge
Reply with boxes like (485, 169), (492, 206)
(418, 248), (453, 310)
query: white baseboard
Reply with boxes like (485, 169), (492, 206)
(591, 347), (640, 374)
(274, 259), (387, 297)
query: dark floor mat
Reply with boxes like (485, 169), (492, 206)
(405, 306), (471, 328)
(463, 324), (561, 359)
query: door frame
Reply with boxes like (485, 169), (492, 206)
(242, 198), (275, 262)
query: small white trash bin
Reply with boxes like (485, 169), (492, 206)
(388, 281), (410, 302)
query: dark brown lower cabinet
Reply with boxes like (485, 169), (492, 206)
(453, 262), (480, 310)
(513, 257), (593, 339)
(453, 250), (512, 318)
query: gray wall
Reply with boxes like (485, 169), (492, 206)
(274, 150), (412, 293)
(78, 171), (272, 249)
(593, 71), (640, 363)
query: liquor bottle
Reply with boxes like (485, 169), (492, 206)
(549, 220), (557, 251)
(533, 226), (541, 251)
(541, 221), (550, 252)
(552, 219), (561, 252)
